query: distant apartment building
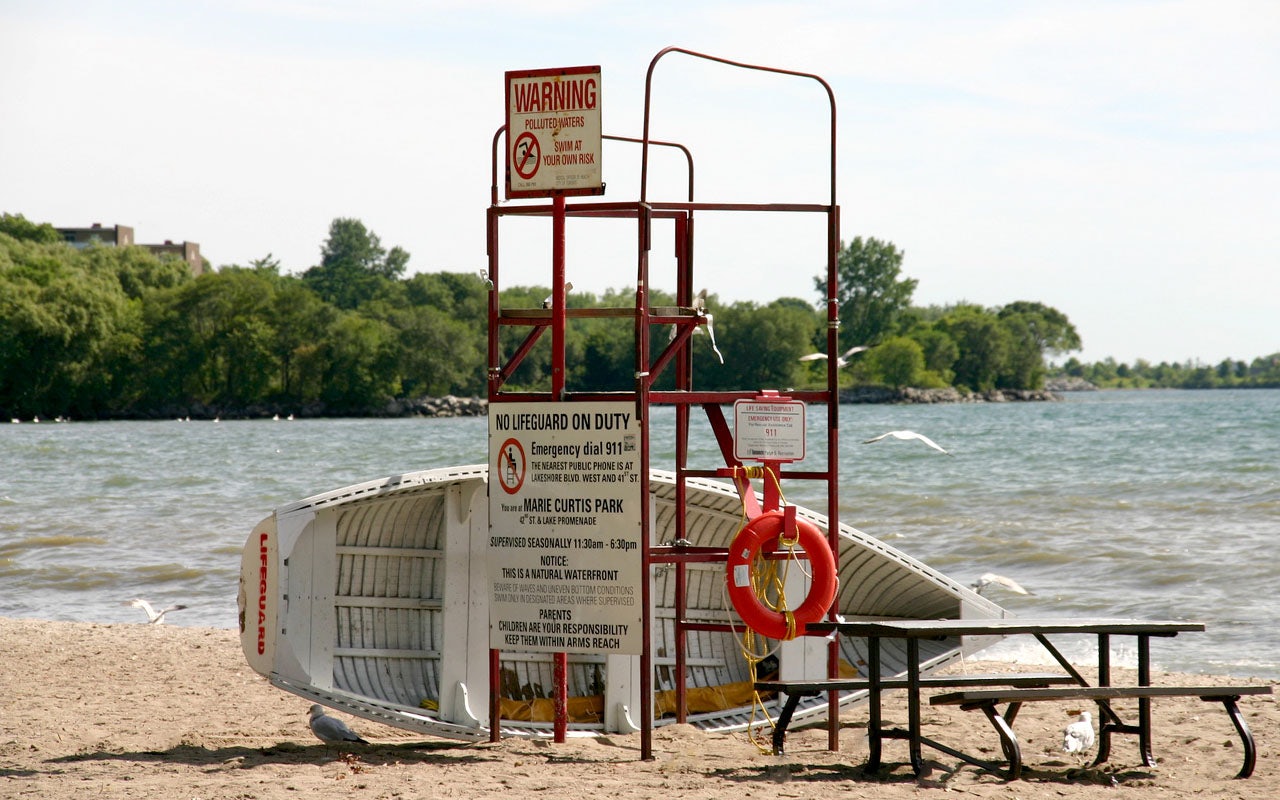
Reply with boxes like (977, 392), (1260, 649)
(56, 222), (206, 276)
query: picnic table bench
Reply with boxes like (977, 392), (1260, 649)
(754, 672), (1077, 755)
(931, 683), (1274, 779)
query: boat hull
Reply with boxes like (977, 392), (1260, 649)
(238, 465), (1006, 740)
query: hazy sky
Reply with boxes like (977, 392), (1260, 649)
(2, 1), (1275, 365)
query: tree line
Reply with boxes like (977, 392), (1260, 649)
(2, 213), (1275, 420)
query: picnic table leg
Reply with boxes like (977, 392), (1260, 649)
(1213, 696), (1258, 779)
(1093, 633), (1113, 766)
(906, 638), (925, 776)
(771, 691), (806, 755)
(976, 702), (1023, 779)
(1137, 635), (1154, 767)
(864, 636), (883, 774)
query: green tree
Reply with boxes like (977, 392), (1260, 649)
(996, 301), (1081, 353)
(268, 278), (336, 402)
(320, 313), (401, 410)
(302, 218), (409, 309)
(818, 236), (917, 350)
(936, 305), (1010, 392)
(868, 336), (925, 389)
(910, 327), (958, 385)
(84, 243), (191, 300)
(0, 213), (61, 244)
(0, 233), (134, 416)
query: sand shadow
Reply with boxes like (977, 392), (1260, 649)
(45, 739), (493, 770)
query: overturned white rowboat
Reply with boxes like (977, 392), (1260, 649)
(238, 464), (1008, 740)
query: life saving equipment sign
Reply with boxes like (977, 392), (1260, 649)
(487, 401), (642, 654)
(505, 65), (604, 199)
(733, 398), (806, 462)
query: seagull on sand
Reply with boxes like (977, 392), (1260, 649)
(798, 345), (869, 368)
(309, 704), (369, 744)
(125, 598), (188, 624)
(970, 572), (1033, 596)
(1063, 711), (1095, 757)
(862, 430), (951, 455)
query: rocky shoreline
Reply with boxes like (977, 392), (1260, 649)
(53, 382), (1101, 422)
(838, 386), (1063, 404)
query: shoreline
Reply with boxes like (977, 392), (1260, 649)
(3, 617), (1274, 799)
(8, 387), (1071, 423)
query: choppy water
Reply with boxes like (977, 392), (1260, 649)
(2, 390), (1276, 678)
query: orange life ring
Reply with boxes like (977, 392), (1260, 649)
(725, 509), (837, 640)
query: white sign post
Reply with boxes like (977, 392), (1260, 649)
(505, 65), (604, 199)
(488, 401), (643, 654)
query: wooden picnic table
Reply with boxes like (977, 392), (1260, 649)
(800, 617), (1213, 777)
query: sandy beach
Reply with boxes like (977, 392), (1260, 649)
(1, 617), (1274, 799)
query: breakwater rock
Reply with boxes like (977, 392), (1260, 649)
(1044, 377), (1098, 392)
(838, 387), (1061, 404)
(387, 395), (488, 417)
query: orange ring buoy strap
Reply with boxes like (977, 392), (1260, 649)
(726, 509), (837, 640)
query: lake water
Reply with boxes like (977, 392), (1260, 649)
(2, 389), (1277, 678)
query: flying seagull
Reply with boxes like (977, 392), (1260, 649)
(862, 430), (951, 455)
(970, 572), (1033, 596)
(309, 704), (369, 744)
(1062, 710), (1095, 756)
(701, 312), (725, 364)
(125, 598), (188, 625)
(798, 345), (870, 368)
(667, 289), (723, 364)
(542, 281), (573, 309)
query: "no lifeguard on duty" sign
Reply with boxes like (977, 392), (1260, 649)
(505, 65), (604, 199)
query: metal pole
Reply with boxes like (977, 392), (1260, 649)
(551, 194), (569, 742)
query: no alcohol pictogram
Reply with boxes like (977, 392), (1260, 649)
(496, 437), (526, 495)
(512, 132), (540, 180)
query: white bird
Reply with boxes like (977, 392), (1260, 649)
(1062, 711), (1095, 756)
(126, 598), (188, 624)
(799, 345), (870, 368)
(862, 429), (951, 455)
(667, 289), (717, 356)
(971, 572), (1033, 596)
(701, 312), (724, 364)
(542, 281), (573, 308)
(309, 704), (368, 744)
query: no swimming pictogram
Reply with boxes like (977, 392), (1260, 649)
(496, 437), (526, 495)
(513, 131), (540, 180)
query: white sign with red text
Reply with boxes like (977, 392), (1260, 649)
(505, 65), (603, 198)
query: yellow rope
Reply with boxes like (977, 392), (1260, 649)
(727, 465), (809, 752)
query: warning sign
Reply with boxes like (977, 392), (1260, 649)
(505, 65), (604, 199)
(487, 402), (642, 654)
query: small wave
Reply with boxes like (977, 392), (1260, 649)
(102, 474), (141, 488)
(0, 534), (109, 556)
(1, 563), (122, 590)
(132, 563), (206, 583)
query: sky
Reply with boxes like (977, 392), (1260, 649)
(1, 0), (1276, 366)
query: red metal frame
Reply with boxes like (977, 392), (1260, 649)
(486, 47), (841, 761)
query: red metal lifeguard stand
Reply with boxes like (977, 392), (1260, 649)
(485, 47), (843, 761)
